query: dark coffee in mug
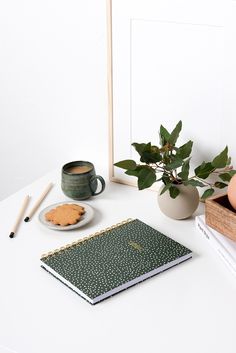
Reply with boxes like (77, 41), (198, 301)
(61, 161), (105, 200)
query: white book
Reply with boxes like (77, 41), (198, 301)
(195, 215), (236, 277)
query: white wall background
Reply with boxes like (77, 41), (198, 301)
(0, 0), (108, 200)
(1, 0), (235, 200)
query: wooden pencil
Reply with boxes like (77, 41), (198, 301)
(9, 195), (30, 238)
(24, 183), (53, 222)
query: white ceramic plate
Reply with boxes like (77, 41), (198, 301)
(38, 201), (94, 231)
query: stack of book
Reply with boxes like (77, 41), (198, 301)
(195, 215), (236, 277)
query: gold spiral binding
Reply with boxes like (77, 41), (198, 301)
(40, 218), (134, 260)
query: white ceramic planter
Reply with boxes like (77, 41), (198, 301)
(157, 184), (199, 220)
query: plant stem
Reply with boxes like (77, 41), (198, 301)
(194, 176), (214, 188)
(152, 163), (181, 184)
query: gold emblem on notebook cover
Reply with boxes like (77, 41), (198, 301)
(128, 241), (143, 252)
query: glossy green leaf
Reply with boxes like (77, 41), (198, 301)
(151, 145), (160, 153)
(214, 181), (228, 189)
(159, 125), (170, 146)
(160, 183), (172, 195)
(114, 159), (137, 170)
(219, 170), (236, 182)
(184, 179), (206, 187)
(140, 151), (162, 163)
(162, 174), (171, 185)
(169, 185), (180, 199)
(131, 143), (147, 156)
(194, 162), (215, 179)
(178, 159), (190, 181)
(176, 140), (193, 159)
(212, 146), (228, 168)
(201, 188), (214, 200)
(227, 156), (231, 166)
(166, 158), (183, 170)
(137, 167), (156, 190)
(125, 166), (143, 177)
(169, 120), (182, 145)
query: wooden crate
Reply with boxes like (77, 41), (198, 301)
(205, 193), (236, 241)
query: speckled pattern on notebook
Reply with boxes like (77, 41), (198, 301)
(41, 219), (191, 300)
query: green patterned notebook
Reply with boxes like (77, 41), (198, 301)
(40, 219), (192, 304)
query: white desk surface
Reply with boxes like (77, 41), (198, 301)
(0, 169), (235, 353)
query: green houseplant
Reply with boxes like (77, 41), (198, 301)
(114, 121), (236, 208)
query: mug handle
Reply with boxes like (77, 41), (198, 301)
(89, 175), (105, 196)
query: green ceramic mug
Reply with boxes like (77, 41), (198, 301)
(61, 161), (105, 200)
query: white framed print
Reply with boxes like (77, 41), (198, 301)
(107, 0), (236, 187)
